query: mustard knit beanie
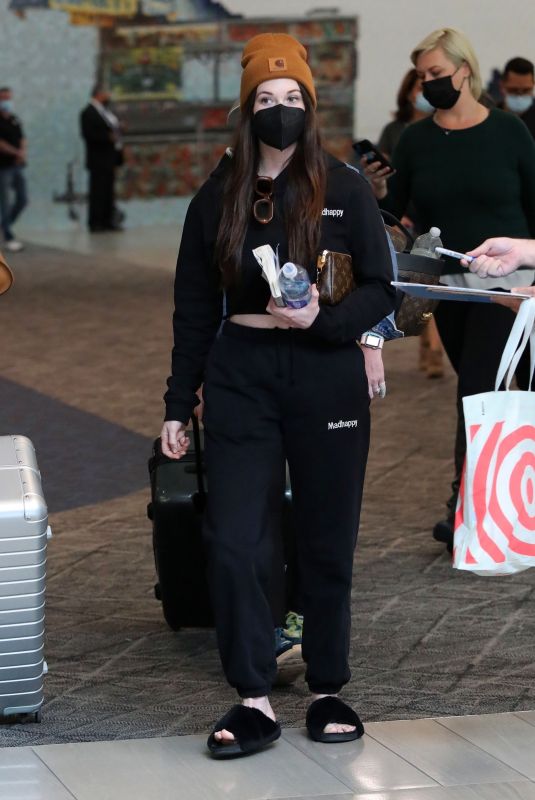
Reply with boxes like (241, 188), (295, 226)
(240, 33), (317, 109)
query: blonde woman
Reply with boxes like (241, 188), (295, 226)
(365, 28), (535, 550)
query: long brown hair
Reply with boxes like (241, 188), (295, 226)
(216, 85), (327, 287)
(395, 68), (420, 122)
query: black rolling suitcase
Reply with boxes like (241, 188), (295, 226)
(148, 418), (211, 630)
(148, 417), (295, 631)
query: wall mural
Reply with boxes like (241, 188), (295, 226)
(8, 1), (358, 200)
(105, 16), (357, 199)
(8, 0), (232, 21)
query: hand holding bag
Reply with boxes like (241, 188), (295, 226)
(453, 298), (535, 575)
(316, 249), (355, 306)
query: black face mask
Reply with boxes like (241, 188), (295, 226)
(422, 69), (462, 110)
(252, 104), (305, 151)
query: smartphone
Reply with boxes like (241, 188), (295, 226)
(353, 139), (393, 173)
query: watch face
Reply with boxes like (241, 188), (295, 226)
(363, 334), (382, 348)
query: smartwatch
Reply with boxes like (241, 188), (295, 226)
(360, 332), (384, 350)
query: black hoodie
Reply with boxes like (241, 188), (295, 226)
(164, 152), (395, 423)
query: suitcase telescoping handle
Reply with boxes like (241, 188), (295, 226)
(191, 414), (206, 498)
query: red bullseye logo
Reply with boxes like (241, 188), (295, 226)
(525, 466), (535, 507)
(468, 421), (535, 563)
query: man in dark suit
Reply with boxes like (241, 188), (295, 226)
(80, 85), (124, 233)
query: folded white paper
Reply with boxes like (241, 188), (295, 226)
(252, 244), (286, 307)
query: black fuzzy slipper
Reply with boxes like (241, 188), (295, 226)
(306, 696), (364, 743)
(207, 704), (281, 759)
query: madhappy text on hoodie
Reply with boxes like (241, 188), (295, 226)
(322, 208), (344, 218)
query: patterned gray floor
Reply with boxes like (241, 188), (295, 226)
(0, 242), (534, 746)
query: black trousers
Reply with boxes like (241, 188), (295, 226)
(434, 299), (533, 513)
(87, 167), (115, 230)
(202, 322), (371, 698)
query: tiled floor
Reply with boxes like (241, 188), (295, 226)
(3, 712), (535, 799)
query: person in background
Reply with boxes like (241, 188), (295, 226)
(80, 85), (124, 233)
(161, 32), (395, 757)
(363, 27), (535, 553)
(377, 68), (433, 158)
(0, 87), (28, 253)
(376, 69), (444, 379)
(499, 57), (535, 139)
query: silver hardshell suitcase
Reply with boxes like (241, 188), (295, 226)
(0, 435), (50, 721)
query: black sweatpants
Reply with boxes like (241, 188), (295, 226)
(434, 299), (533, 507)
(202, 322), (371, 698)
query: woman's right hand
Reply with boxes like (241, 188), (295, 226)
(359, 156), (392, 200)
(160, 420), (190, 460)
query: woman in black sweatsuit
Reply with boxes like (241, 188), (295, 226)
(161, 32), (395, 758)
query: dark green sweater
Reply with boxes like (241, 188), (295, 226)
(382, 108), (535, 273)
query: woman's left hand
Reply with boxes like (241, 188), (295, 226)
(266, 283), (320, 328)
(361, 346), (386, 400)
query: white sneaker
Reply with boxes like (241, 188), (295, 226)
(5, 240), (24, 252)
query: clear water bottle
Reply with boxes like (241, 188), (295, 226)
(410, 226), (442, 259)
(278, 262), (312, 308)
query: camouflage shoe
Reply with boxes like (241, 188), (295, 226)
(282, 611), (303, 644)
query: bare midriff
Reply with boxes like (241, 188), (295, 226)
(229, 314), (292, 329)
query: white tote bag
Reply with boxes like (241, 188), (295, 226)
(453, 298), (535, 575)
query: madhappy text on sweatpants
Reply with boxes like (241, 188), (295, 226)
(327, 419), (359, 430)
